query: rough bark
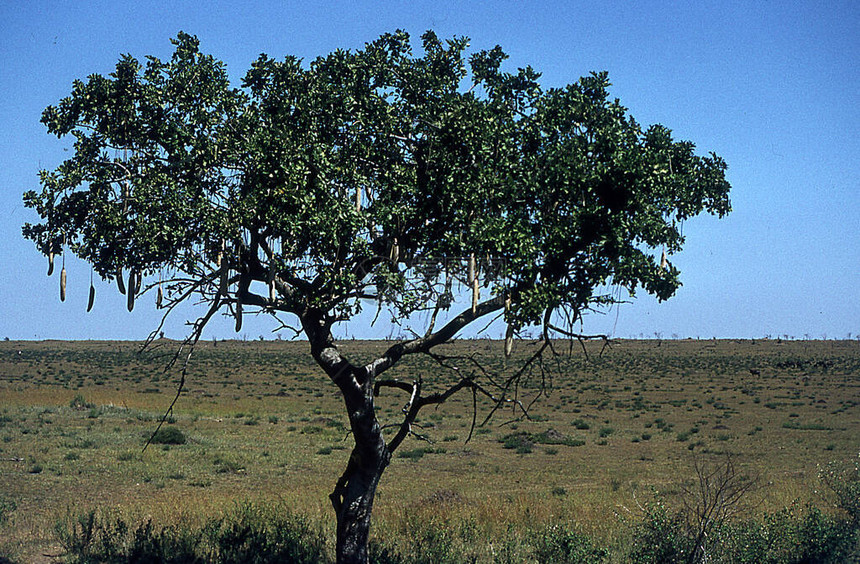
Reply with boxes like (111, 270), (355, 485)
(302, 309), (391, 564)
(330, 423), (389, 564)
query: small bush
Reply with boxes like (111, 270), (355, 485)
(628, 500), (692, 564)
(397, 447), (446, 461)
(627, 496), (860, 564)
(209, 503), (327, 564)
(398, 448), (426, 461)
(69, 394), (93, 410)
(149, 426), (186, 445)
(213, 456), (244, 474)
(501, 432), (533, 453)
(572, 418), (591, 430)
(531, 524), (608, 563)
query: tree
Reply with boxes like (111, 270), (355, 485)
(23, 31), (731, 563)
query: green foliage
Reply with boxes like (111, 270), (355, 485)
(50, 491), (860, 564)
(396, 446), (446, 461)
(55, 504), (329, 564)
(24, 30), (730, 336)
(207, 503), (327, 564)
(571, 418), (590, 430)
(627, 499), (693, 564)
(530, 524), (608, 563)
(832, 462), (860, 523)
(500, 429), (584, 453)
(627, 498), (860, 564)
(149, 426), (186, 445)
(369, 512), (478, 564)
(0, 496), (16, 527)
(69, 394), (93, 410)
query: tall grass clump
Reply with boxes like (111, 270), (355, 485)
(207, 503), (327, 564)
(55, 503), (329, 564)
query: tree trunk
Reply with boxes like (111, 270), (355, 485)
(301, 310), (392, 563)
(330, 388), (390, 564)
(332, 444), (389, 564)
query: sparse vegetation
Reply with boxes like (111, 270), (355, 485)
(0, 338), (858, 562)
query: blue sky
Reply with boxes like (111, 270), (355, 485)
(1, 1), (857, 341)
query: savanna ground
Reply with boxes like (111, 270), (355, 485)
(0, 338), (858, 562)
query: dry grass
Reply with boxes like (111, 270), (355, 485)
(0, 338), (858, 560)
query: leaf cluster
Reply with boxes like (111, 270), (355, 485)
(23, 30), (731, 338)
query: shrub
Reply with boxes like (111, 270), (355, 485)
(55, 504), (329, 564)
(572, 418), (591, 430)
(69, 394), (93, 410)
(397, 447), (446, 461)
(821, 458), (860, 524)
(627, 496), (860, 564)
(628, 500), (693, 564)
(149, 426), (186, 445)
(531, 524), (608, 563)
(500, 432), (534, 452)
(207, 503), (327, 564)
(370, 513), (477, 564)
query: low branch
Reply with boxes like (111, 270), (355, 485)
(377, 375), (527, 451)
(365, 294), (506, 381)
(142, 292), (224, 452)
(546, 323), (613, 360)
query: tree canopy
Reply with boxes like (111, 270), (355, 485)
(23, 31), (731, 563)
(25, 30), (729, 340)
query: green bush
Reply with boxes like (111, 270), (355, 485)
(126, 520), (203, 564)
(207, 503), (327, 564)
(627, 499), (859, 564)
(627, 500), (692, 564)
(530, 524), (608, 563)
(149, 426), (186, 445)
(69, 394), (94, 410)
(55, 504), (329, 564)
(369, 513), (477, 564)
(821, 458), (860, 525)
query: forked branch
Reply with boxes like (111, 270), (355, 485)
(375, 375), (526, 452)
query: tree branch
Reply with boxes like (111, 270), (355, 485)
(365, 294), (506, 381)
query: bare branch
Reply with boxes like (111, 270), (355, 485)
(142, 292), (225, 452)
(546, 323), (614, 360)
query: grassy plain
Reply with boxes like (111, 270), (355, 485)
(0, 338), (858, 561)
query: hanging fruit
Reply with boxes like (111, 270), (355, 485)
(126, 270), (136, 312)
(87, 282), (95, 312)
(116, 269), (126, 295)
(60, 265), (67, 302)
